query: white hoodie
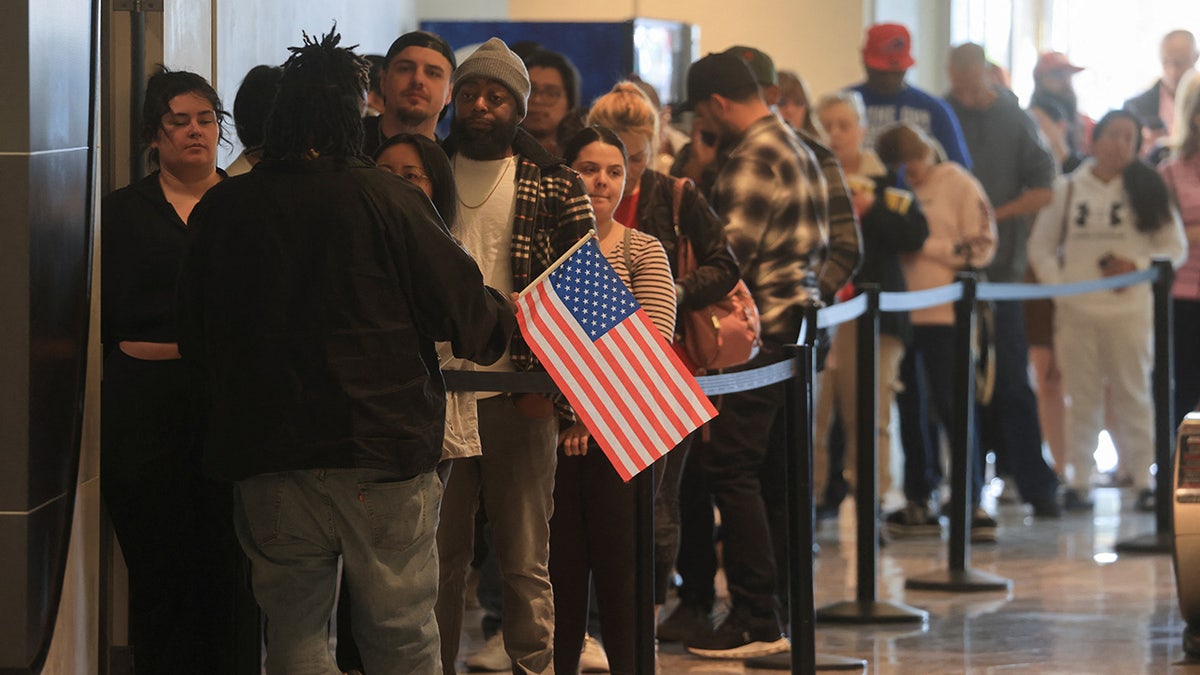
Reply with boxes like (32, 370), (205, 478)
(1028, 159), (1186, 317)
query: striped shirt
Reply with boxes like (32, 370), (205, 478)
(606, 227), (677, 341)
(1161, 156), (1200, 300)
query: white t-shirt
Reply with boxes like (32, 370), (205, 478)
(454, 154), (518, 380)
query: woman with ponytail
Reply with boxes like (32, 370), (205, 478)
(1028, 109), (1187, 512)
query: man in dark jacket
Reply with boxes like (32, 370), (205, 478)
(1124, 30), (1199, 163)
(178, 31), (515, 673)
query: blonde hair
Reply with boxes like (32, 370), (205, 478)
(815, 90), (867, 127)
(586, 81), (660, 150)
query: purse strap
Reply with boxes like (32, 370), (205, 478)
(672, 176), (688, 238)
(1057, 178), (1074, 269)
(622, 226), (633, 284)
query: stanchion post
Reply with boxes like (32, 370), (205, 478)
(1153, 257), (1176, 535)
(815, 285), (927, 624)
(948, 273), (976, 572)
(1115, 258), (1176, 554)
(635, 465), (655, 674)
(906, 273), (1011, 592)
(784, 332), (817, 675)
(854, 285), (881, 602)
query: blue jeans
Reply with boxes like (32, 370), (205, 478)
(234, 468), (442, 675)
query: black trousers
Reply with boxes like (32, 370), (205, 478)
(550, 441), (641, 675)
(101, 349), (243, 675)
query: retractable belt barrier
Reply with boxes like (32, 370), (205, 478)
(439, 261), (1174, 675)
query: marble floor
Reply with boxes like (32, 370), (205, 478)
(457, 487), (1200, 674)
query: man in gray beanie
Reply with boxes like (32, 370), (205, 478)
(435, 36), (595, 675)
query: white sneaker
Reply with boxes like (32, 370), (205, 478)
(579, 634), (611, 672)
(465, 633), (510, 672)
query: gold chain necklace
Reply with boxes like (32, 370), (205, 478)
(455, 155), (514, 209)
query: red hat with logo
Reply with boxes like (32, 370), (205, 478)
(1034, 51), (1084, 78)
(863, 23), (915, 72)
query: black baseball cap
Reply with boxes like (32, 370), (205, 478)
(679, 52), (760, 112)
(384, 30), (457, 70)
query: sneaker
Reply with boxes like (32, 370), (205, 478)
(1028, 492), (1062, 518)
(579, 634), (610, 672)
(465, 632), (510, 672)
(1062, 488), (1094, 512)
(884, 502), (942, 538)
(684, 609), (789, 659)
(656, 601), (711, 643)
(1136, 488), (1156, 513)
(970, 507), (997, 544)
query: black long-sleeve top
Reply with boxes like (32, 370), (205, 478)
(178, 156), (516, 482)
(101, 171), (224, 353)
(633, 168), (740, 313)
(856, 171), (929, 343)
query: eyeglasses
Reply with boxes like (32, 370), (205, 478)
(399, 171), (431, 184)
(530, 86), (565, 103)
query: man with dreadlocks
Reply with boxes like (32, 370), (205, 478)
(178, 29), (516, 673)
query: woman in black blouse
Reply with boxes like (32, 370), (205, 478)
(100, 68), (235, 674)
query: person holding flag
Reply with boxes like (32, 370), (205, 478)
(541, 126), (681, 674)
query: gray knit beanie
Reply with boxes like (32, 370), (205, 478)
(452, 37), (530, 118)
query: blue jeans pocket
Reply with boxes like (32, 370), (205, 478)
(236, 473), (288, 547)
(359, 473), (435, 551)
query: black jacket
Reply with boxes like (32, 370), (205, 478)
(179, 156), (515, 482)
(855, 171), (929, 342)
(633, 169), (740, 313)
(1124, 81), (1166, 131)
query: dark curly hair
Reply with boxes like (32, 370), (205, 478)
(141, 67), (229, 166)
(263, 27), (370, 161)
(1092, 109), (1172, 234)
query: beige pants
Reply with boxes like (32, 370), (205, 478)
(813, 322), (905, 506)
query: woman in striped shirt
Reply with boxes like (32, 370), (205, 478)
(550, 125), (676, 675)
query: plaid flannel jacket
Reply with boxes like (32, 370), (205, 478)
(446, 128), (595, 370)
(712, 115), (829, 345)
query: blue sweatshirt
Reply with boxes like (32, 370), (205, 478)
(851, 82), (973, 169)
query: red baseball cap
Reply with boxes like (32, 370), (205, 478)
(1034, 51), (1084, 78)
(863, 23), (915, 72)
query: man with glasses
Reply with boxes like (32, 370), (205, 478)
(520, 49), (585, 157)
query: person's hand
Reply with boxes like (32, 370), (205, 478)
(559, 422), (591, 456)
(1099, 254), (1136, 277)
(851, 188), (876, 218)
(508, 291), (520, 314)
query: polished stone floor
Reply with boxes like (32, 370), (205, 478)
(458, 487), (1200, 674)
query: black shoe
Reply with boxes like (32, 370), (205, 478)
(656, 601), (711, 643)
(1029, 492), (1062, 518)
(970, 507), (997, 544)
(884, 502), (942, 538)
(1136, 488), (1156, 513)
(684, 608), (789, 659)
(1063, 488), (1094, 512)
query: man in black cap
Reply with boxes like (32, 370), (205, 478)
(676, 51), (828, 660)
(362, 29), (456, 154)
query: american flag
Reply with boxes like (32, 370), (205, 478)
(516, 236), (717, 481)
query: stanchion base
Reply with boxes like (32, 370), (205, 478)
(1114, 531), (1172, 554)
(744, 652), (867, 671)
(816, 599), (929, 624)
(905, 568), (1012, 592)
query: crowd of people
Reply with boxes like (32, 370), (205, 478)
(100, 18), (1198, 675)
